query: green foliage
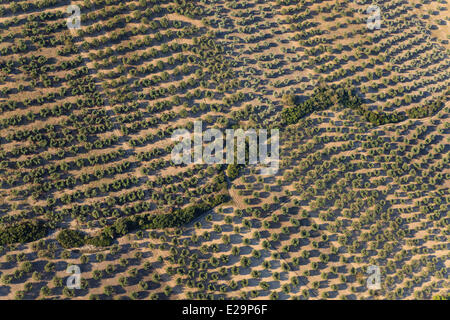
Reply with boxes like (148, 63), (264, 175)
(432, 294), (449, 300)
(407, 98), (445, 119)
(56, 229), (86, 248)
(282, 84), (336, 124)
(90, 194), (230, 247)
(226, 164), (241, 180)
(86, 234), (113, 247)
(282, 84), (406, 126)
(282, 93), (298, 107)
(0, 220), (48, 245)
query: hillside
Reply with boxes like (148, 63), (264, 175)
(0, 0), (448, 300)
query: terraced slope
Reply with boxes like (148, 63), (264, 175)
(0, 0), (448, 300)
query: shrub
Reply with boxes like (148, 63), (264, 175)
(282, 84), (405, 126)
(86, 235), (113, 247)
(56, 229), (86, 248)
(92, 194), (230, 246)
(226, 164), (241, 179)
(407, 98), (445, 119)
(0, 220), (48, 245)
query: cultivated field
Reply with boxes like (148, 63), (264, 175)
(0, 0), (448, 300)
